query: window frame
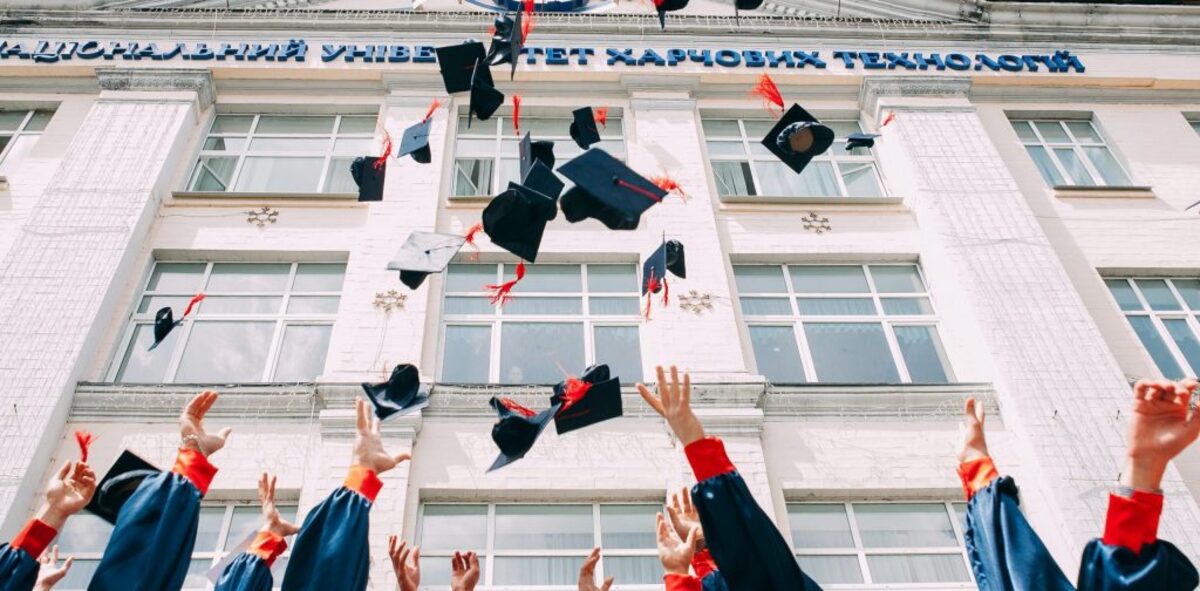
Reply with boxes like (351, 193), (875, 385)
(1105, 277), (1200, 379)
(1189, 118), (1200, 136)
(1009, 118), (1133, 188)
(0, 109), (53, 174)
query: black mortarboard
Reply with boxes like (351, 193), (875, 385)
(656, 0), (689, 30)
(397, 119), (433, 164)
(150, 294), (205, 351)
(569, 107), (601, 150)
(361, 364), (430, 421)
(551, 365), (623, 435)
(485, 12), (524, 80)
(735, 0), (763, 8)
(523, 160), (565, 201)
(350, 156), (386, 202)
(845, 132), (881, 151)
(436, 42), (492, 94)
(469, 58), (505, 126)
(387, 231), (467, 290)
(557, 149), (666, 231)
(482, 181), (559, 263)
(519, 132), (556, 181)
(762, 104), (835, 175)
(642, 239), (686, 295)
(85, 450), (160, 525)
(488, 397), (562, 471)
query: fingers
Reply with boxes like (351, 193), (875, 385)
(1135, 380), (1153, 402)
(682, 372), (691, 408)
(394, 452), (412, 465)
(452, 551), (463, 573)
(218, 427), (233, 442)
(372, 417), (382, 436)
(356, 398), (367, 433)
(684, 525), (699, 551)
(468, 551), (479, 570)
(269, 475), (277, 501)
(601, 577), (614, 591)
(387, 535), (400, 560)
(681, 487), (694, 515)
(413, 546), (420, 567)
(656, 366), (669, 406)
(636, 384), (666, 417)
(580, 546), (600, 576)
(655, 512), (676, 544)
(61, 555), (73, 574)
(55, 461), (70, 480)
(670, 365), (680, 395)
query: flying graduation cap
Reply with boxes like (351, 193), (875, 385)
(85, 450), (160, 524)
(568, 107), (604, 150)
(519, 132), (556, 181)
(642, 239), (686, 319)
(435, 42), (493, 94)
(387, 231), (468, 290)
(845, 132), (881, 152)
(149, 293), (205, 351)
(551, 364), (623, 435)
(350, 131), (393, 202)
(654, 0), (689, 30)
(558, 149), (667, 231)
(396, 100), (442, 165)
(470, 58), (505, 127)
(482, 161), (564, 264)
(485, 11), (525, 80)
(762, 104), (835, 175)
(488, 397), (562, 471)
(361, 364), (431, 421)
(735, 0), (763, 16)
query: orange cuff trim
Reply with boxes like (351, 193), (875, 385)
(664, 573), (703, 591)
(957, 456), (1000, 501)
(11, 519), (56, 558)
(684, 437), (736, 482)
(248, 531), (288, 568)
(1102, 490), (1164, 554)
(344, 465), (383, 503)
(172, 448), (219, 496)
(691, 548), (717, 580)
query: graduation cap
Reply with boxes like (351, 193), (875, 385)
(486, 12), (524, 80)
(469, 58), (505, 126)
(642, 239), (686, 296)
(654, 0), (689, 30)
(569, 107), (602, 150)
(85, 450), (160, 525)
(387, 231), (468, 290)
(361, 364), (431, 421)
(558, 149), (667, 231)
(397, 120), (433, 164)
(519, 132), (556, 181)
(551, 364), (623, 435)
(482, 180), (559, 263)
(845, 132), (881, 151)
(761, 104), (835, 175)
(351, 156), (386, 202)
(436, 42), (492, 94)
(149, 294), (205, 351)
(488, 397), (562, 471)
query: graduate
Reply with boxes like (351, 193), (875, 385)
(212, 473), (299, 591)
(0, 461), (96, 591)
(386, 535), (480, 591)
(958, 379), (1200, 591)
(637, 365), (822, 591)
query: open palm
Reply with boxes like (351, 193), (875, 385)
(354, 398), (412, 474)
(180, 391), (232, 457)
(45, 462), (96, 517)
(1128, 380), (1200, 464)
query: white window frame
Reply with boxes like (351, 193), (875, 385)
(439, 263), (643, 384)
(1009, 118), (1133, 188)
(108, 261), (344, 384)
(735, 264), (953, 384)
(0, 109), (53, 173)
(417, 502), (663, 591)
(788, 501), (973, 590)
(1105, 277), (1200, 379)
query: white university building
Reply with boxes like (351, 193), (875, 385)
(1, 0), (1199, 588)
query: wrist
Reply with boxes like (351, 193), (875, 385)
(180, 434), (204, 456)
(36, 503), (70, 530)
(664, 564), (690, 575)
(1122, 457), (1168, 492)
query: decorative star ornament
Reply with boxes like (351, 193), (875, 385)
(373, 290), (407, 312)
(678, 290), (714, 315)
(801, 212), (831, 234)
(246, 206), (279, 228)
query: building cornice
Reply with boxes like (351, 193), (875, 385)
(95, 66), (215, 108)
(763, 382), (998, 420)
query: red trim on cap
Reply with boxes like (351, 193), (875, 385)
(248, 531), (288, 568)
(664, 573), (702, 591)
(691, 548), (717, 580)
(11, 519), (56, 558)
(750, 74), (784, 116)
(684, 437), (736, 482)
(344, 465), (383, 502)
(956, 456), (999, 501)
(1102, 490), (1164, 554)
(172, 448), (218, 496)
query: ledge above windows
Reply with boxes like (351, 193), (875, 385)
(1052, 185), (1156, 200)
(718, 194), (905, 208)
(171, 190), (359, 203)
(763, 382), (997, 420)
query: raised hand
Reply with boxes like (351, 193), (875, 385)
(578, 547), (614, 591)
(637, 365), (705, 445)
(39, 461), (96, 530)
(179, 391), (232, 457)
(451, 551), (481, 591)
(957, 397), (990, 464)
(354, 398), (411, 474)
(667, 487), (705, 552)
(388, 535), (420, 591)
(1123, 379), (1200, 491)
(656, 512), (698, 576)
(34, 545), (72, 591)
(258, 473), (299, 538)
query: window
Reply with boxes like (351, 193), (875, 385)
(418, 503), (661, 589)
(702, 117), (883, 199)
(113, 262), (345, 384)
(0, 109), (53, 177)
(187, 114), (377, 194)
(734, 264), (951, 384)
(1010, 119), (1132, 187)
(1190, 119), (1200, 136)
(1105, 278), (1200, 379)
(452, 113), (624, 197)
(788, 502), (971, 587)
(53, 502), (298, 590)
(441, 263), (643, 384)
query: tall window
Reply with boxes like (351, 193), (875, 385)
(113, 262), (345, 384)
(1106, 278), (1200, 379)
(53, 502), (298, 590)
(452, 113), (624, 197)
(702, 117), (883, 199)
(788, 502), (971, 587)
(734, 264), (951, 384)
(440, 263), (642, 384)
(1009, 119), (1131, 187)
(0, 109), (53, 177)
(418, 503), (661, 589)
(187, 114), (377, 194)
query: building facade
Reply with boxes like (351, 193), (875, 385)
(1, 0), (1200, 588)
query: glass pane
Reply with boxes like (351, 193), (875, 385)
(1106, 279), (1143, 311)
(758, 161), (839, 197)
(325, 157), (358, 193)
(453, 158), (492, 196)
(446, 264), (498, 293)
(273, 325), (332, 381)
(587, 264), (638, 293)
(56, 514), (113, 553)
(797, 555), (864, 585)
(116, 324), (177, 383)
(503, 297), (583, 315)
(1128, 316), (1186, 380)
(444, 296), (495, 315)
(1173, 280), (1200, 310)
(211, 115), (254, 134)
(594, 326), (643, 383)
(1053, 148), (1096, 186)
(882, 297), (934, 315)
(419, 557), (452, 586)
(1163, 319), (1200, 375)
(604, 557), (661, 584)
(195, 506), (227, 551)
(332, 138), (373, 155)
(804, 323), (899, 383)
(517, 117), (570, 138)
(1034, 121), (1070, 142)
(442, 325), (491, 383)
(855, 503), (958, 547)
(790, 266), (869, 293)
(203, 137), (246, 152)
(706, 141), (748, 158)
(147, 263), (206, 292)
(701, 119), (741, 137)
(248, 137), (330, 152)
(712, 161), (755, 196)
(741, 297), (792, 316)
(286, 296), (340, 314)
(234, 157), (325, 193)
(137, 295), (192, 314)
(796, 298), (876, 316)
(224, 506), (262, 551)
(742, 120), (776, 137)
(293, 264), (345, 291)
(498, 158), (521, 190)
(870, 265), (924, 293)
(839, 162), (882, 197)
(1066, 120), (1102, 143)
(1136, 279), (1183, 311)
(493, 557), (580, 585)
(1011, 120), (1038, 142)
(200, 296), (283, 314)
(734, 266), (787, 293)
(255, 115), (335, 134)
(0, 111), (27, 131)
(1025, 145), (1065, 186)
(866, 554), (970, 583)
(894, 326), (951, 383)
(796, 162), (841, 197)
(600, 505), (659, 549)
(788, 504), (853, 548)
(207, 263), (291, 292)
(175, 321), (275, 382)
(748, 325), (806, 383)
(1083, 146), (1131, 186)
(189, 156), (237, 191)
(499, 323), (584, 383)
(508, 264), (581, 293)
(338, 115), (377, 134)
(589, 297), (640, 315)
(494, 505), (592, 549)
(420, 505), (487, 551)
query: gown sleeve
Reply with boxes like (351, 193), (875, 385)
(685, 437), (822, 591)
(278, 465), (381, 591)
(213, 531), (288, 591)
(0, 519), (57, 591)
(1075, 490), (1199, 591)
(88, 448), (218, 591)
(957, 456), (1075, 591)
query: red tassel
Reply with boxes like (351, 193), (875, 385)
(662, 276), (670, 307)
(523, 0), (534, 15)
(463, 222), (484, 261)
(373, 130), (392, 170)
(500, 397), (536, 418)
(615, 179), (664, 203)
(643, 270), (660, 320)
(486, 261), (526, 306)
(521, 15), (535, 44)
(650, 175), (687, 203)
(181, 293), (206, 318)
(750, 74), (784, 116)
(595, 107), (608, 128)
(488, 24), (497, 36)
(559, 378), (593, 412)
(881, 111), (896, 127)
(75, 430), (94, 463)
(512, 95), (522, 136)
(423, 99), (441, 123)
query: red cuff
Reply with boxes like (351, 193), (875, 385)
(957, 456), (1000, 501)
(344, 465), (383, 503)
(10, 519), (56, 558)
(684, 437), (736, 482)
(1102, 490), (1164, 554)
(247, 531), (288, 568)
(172, 448), (219, 496)
(664, 573), (703, 591)
(691, 548), (717, 579)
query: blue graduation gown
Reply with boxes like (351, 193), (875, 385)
(214, 553), (274, 591)
(279, 467), (379, 591)
(963, 476), (1075, 591)
(1077, 538), (1198, 591)
(0, 544), (38, 591)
